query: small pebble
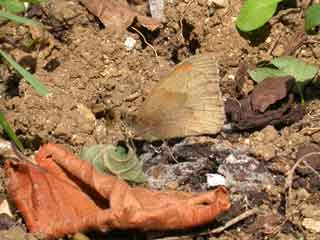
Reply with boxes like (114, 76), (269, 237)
(0, 200), (13, 218)
(311, 131), (320, 143)
(206, 173), (226, 187)
(165, 181), (179, 190)
(73, 232), (91, 240)
(272, 45), (285, 57)
(251, 143), (276, 161)
(261, 125), (279, 142)
(302, 218), (320, 233)
(124, 37), (136, 51)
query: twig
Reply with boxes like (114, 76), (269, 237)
(285, 152), (320, 217)
(303, 161), (320, 179)
(209, 207), (260, 234)
(300, 127), (320, 135)
(130, 26), (159, 65)
(268, 33), (283, 56)
(152, 208), (260, 240)
(179, 0), (196, 40)
(162, 142), (178, 163)
(283, 31), (307, 56)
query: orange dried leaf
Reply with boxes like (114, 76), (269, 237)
(82, 0), (160, 31)
(5, 143), (230, 239)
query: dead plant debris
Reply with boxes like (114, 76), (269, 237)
(81, 0), (160, 32)
(4, 143), (230, 239)
(226, 76), (304, 130)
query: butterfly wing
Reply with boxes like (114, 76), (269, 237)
(132, 54), (225, 140)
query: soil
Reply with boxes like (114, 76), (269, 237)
(0, 0), (320, 239)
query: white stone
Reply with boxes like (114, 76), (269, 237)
(124, 37), (136, 51)
(0, 199), (13, 217)
(206, 173), (226, 187)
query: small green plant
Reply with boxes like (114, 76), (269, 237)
(250, 56), (318, 103)
(0, 0), (42, 14)
(0, 1), (49, 96)
(80, 144), (147, 183)
(0, 111), (24, 151)
(0, 50), (50, 96)
(305, 4), (320, 33)
(236, 0), (284, 32)
(0, 1), (49, 147)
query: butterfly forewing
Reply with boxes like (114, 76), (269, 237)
(132, 54), (225, 140)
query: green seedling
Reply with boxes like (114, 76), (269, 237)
(0, 0), (46, 150)
(250, 56), (318, 103)
(236, 0), (284, 32)
(80, 144), (147, 183)
(305, 4), (320, 33)
(0, 50), (50, 96)
(249, 67), (288, 82)
(0, 111), (24, 151)
(0, 7), (47, 96)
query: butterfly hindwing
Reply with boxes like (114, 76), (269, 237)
(132, 54), (225, 140)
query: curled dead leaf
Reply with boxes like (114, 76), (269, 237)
(250, 76), (295, 113)
(4, 143), (230, 239)
(82, 0), (160, 32)
(225, 75), (304, 130)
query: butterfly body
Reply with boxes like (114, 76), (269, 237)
(126, 54), (225, 141)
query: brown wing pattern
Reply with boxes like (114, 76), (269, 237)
(133, 54), (225, 140)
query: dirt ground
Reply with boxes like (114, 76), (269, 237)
(0, 0), (320, 239)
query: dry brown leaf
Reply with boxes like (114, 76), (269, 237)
(5, 143), (230, 239)
(250, 76), (294, 113)
(82, 0), (160, 31)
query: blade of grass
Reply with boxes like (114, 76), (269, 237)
(0, 10), (40, 27)
(0, 111), (24, 151)
(0, 50), (51, 96)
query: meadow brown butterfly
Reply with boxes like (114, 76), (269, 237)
(125, 54), (225, 141)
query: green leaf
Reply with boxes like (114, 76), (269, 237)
(0, 111), (24, 151)
(0, 0), (25, 13)
(305, 4), (320, 32)
(250, 57), (319, 103)
(0, 10), (40, 27)
(80, 144), (147, 183)
(79, 145), (106, 173)
(0, 50), (50, 96)
(271, 56), (318, 82)
(236, 0), (284, 32)
(249, 67), (288, 82)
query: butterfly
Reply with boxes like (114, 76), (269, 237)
(124, 54), (225, 141)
